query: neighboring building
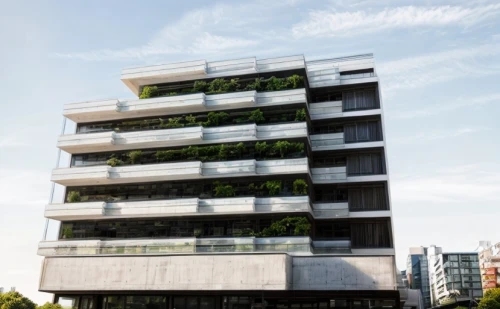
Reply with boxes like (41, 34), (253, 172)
(406, 247), (431, 308)
(38, 54), (399, 308)
(427, 246), (482, 307)
(401, 270), (410, 288)
(479, 242), (500, 292)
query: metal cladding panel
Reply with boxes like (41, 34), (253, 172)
(39, 255), (291, 291)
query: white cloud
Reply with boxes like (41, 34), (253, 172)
(292, 4), (500, 38)
(388, 93), (500, 119)
(377, 43), (500, 93)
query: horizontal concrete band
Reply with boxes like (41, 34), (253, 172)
(39, 254), (396, 292)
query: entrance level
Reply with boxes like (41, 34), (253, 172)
(54, 291), (400, 309)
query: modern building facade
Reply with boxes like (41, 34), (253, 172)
(479, 242), (500, 292)
(406, 247), (431, 308)
(427, 246), (482, 307)
(38, 54), (399, 309)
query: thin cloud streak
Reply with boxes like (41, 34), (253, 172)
(390, 127), (488, 145)
(292, 4), (500, 38)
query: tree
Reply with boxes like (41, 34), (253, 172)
(37, 303), (63, 309)
(0, 292), (36, 309)
(478, 288), (500, 309)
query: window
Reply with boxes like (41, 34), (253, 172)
(343, 89), (378, 111)
(347, 153), (384, 176)
(57, 297), (79, 309)
(174, 297), (215, 309)
(350, 220), (392, 248)
(344, 121), (382, 143)
(125, 296), (166, 309)
(348, 185), (388, 211)
(103, 297), (124, 309)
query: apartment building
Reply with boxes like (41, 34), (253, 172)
(427, 246), (482, 307)
(406, 247), (431, 308)
(39, 54), (398, 309)
(479, 242), (500, 292)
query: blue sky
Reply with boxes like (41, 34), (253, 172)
(1, 0), (499, 304)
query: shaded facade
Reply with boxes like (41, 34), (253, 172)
(406, 247), (431, 308)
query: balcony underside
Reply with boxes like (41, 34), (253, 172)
(39, 254), (396, 292)
(64, 89), (308, 123)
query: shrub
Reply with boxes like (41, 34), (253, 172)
(245, 78), (263, 91)
(205, 111), (229, 127)
(193, 80), (209, 92)
(182, 146), (199, 160)
(106, 157), (123, 167)
(287, 74), (304, 88)
(62, 226), (73, 239)
(248, 109), (265, 124)
(295, 108), (307, 121)
(293, 179), (308, 195)
(139, 86), (158, 99)
(258, 217), (310, 237)
(261, 180), (282, 196)
(67, 191), (81, 203)
(156, 150), (176, 162)
(160, 117), (184, 128)
(218, 144), (228, 160)
(208, 78), (227, 93)
(255, 141), (268, 156)
(0, 292), (36, 309)
(127, 150), (143, 164)
(38, 303), (63, 309)
(185, 114), (197, 126)
(478, 298), (500, 309)
(266, 76), (289, 91)
(213, 182), (236, 197)
(272, 141), (291, 158)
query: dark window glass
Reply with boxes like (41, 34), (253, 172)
(351, 220), (391, 248)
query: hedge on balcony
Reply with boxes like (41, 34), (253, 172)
(139, 74), (305, 99)
(103, 140), (305, 167)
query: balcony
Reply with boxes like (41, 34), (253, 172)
(309, 101), (382, 121)
(58, 122), (307, 154)
(121, 55), (306, 95)
(46, 196), (383, 221)
(38, 236), (312, 257)
(310, 133), (384, 151)
(63, 89), (307, 123)
(51, 158), (309, 186)
(306, 54), (377, 88)
(310, 167), (388, 184)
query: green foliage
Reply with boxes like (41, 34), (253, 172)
(208, 78), (240, 93)
(193, 80), (209, 92)
(287, 74), (304, 88)
(106, 157), (123, 167)
(139, 86), (158, 99)
(37, 303), (63, 309)
(62, 226), (73, 239)
(182, 146), (199, 160)
(478, 298), (500, 309)
(485, 288), (500, 302)
(0, 292), (36, 309)
(160, 117), (184, 128)
(261, 180), (282, 196)
(247, 109), (265, 124)
(213, 182), (236, 197)
(185, 114), (197, 125)
(272, 141), (291, 158)
(245, 78), (263, 91)
(258, 217), (311, 237)
(295, 108), (307, 121)
(205, 111), (229, 127)
(127, 150), (142, 164)
(67, 191), (81, 203)
(155, 150), (176, 162)
(293, 179), (308, 195)
(255, 141), (268, 155)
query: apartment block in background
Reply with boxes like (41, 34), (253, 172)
(427, 245), (482, 307)
(406, 247), (431, 308)
(479, 242), (500, 292)
(39, 54), (399, 309)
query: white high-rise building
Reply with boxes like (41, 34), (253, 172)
(39, 54), (399, 309)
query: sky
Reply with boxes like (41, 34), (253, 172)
(0, 0), (499, 304)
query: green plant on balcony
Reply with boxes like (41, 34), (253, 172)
(127, 150), (143, 164)
(155, 150), (176, 162)
(247, 108), (265, 124)
(287, 74), (304, 88)
(185, 114), (198, 126)
(62, 226), (73, 239)
(261, 180), (282, 196)
(272, 141), (291, 158)
(106, 157), (124, 167)
(295, 108), (307, 121)
(160, 117), (184, 128)
(257, 216), (310, 237)
(193, 80), (209, 92)
(213, 181), (236, 197)
(139, 86), (158, 99)
(255, 141), (268, 157)
(245, 78), (263, 91)
(207, 78), (239, 94)
(218, 144), (228, 160)
(204, 111), (229, 127)
(292, 179), (308, 195)
(182, 146), (199, 160)
(67, 191), (81, 203)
